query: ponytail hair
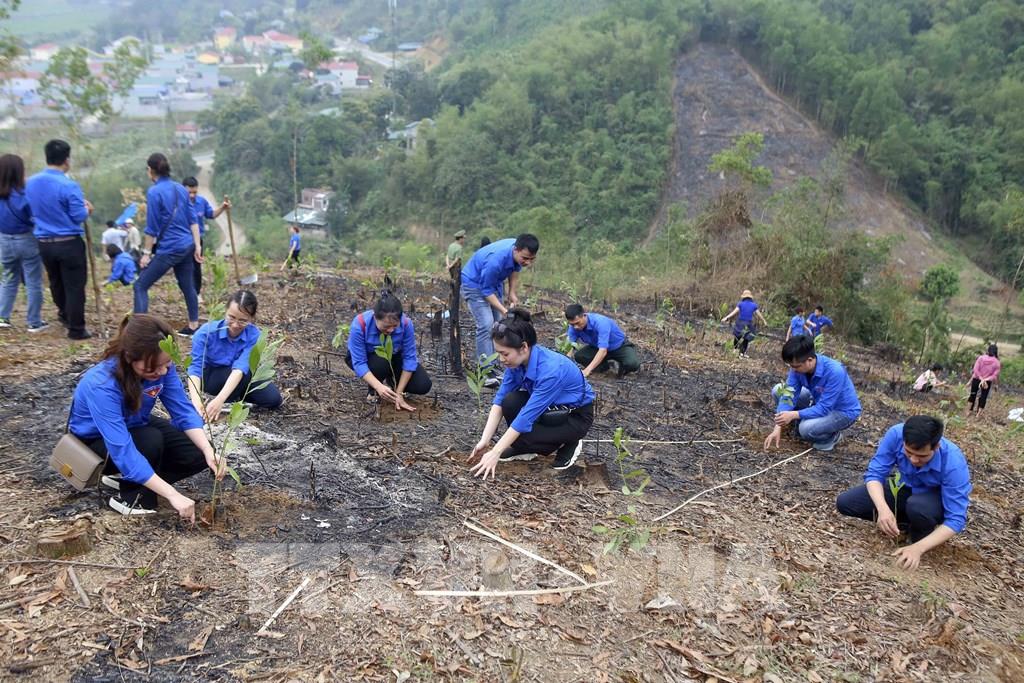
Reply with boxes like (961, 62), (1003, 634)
(102, 313), (175, 413)
(229, 289), (258, 317)
(373, 289), (403, 323)
(146, 152), (171, 177)
(491, 307), (537, 348)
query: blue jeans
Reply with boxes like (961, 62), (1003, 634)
(771, 384), (857, 450)
(133, 248), (198, 322)
(462, 286), (501, 369)
(0, 233), (44, 326)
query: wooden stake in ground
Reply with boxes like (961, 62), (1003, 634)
(224, 200), (240, 283)
(464, 520), (588, 586)
(81, 221), (106, 336)
(448, 260), (463, 377)
(257, 576), (311, 636)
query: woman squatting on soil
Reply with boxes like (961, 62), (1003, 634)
(345, 290), (432, 412)
(469, 308), (595, 478)
(69, 314), (223, 522)
(186, 290), (284, 422)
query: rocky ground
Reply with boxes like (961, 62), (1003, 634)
(0, 261), (1022, 682)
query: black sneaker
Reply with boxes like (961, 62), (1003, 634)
(177, 326), (196, 337)
(68, 329), (93, 340)
(27, 321), (50, 333)
(552, 440), (583, 470)
(109, 494), (157, 516)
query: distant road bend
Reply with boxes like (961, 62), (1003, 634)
(193, 151), (247, 257)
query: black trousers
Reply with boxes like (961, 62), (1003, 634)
(836, 483), (945, 543)
(501, 391), (594, 456)
(732, 321), (756, 354)
(968, 377), (991, 410)
(39, 236), (87, 335)
(193, 236), (204, 295)
(85, 416), (208, 508)
(573, 342), (641, 375)
(203, 364), (283, 408)
(345, 352), (432, 395)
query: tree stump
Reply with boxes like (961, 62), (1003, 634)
(35, 519), (93, 559)
(481, 550), (512, 590)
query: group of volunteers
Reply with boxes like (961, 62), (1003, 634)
(0, 140), (986, 569)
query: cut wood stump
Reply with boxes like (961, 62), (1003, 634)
(481, 550), (512, 590)
(35, 519), (93, 559)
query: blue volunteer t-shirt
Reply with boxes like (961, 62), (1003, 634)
(26, 169), (88, 238)
(737, 299), (759, 322)
(789, 315), (806, 338)
(0, 189), (34, 235)
(461, 238), (520, 299)
(69, 358), (203, 484)
(107, 252), (137, 285)
(776, 353), (862, 421)
(290, 232), (301, 251)
(567, 312), (626, 351)
(807, 313), (833, 337)
(864, 424), (972, 533)
(192, 194), (215, 236)
(188, 319), (263, 377)
(145, 176), (199, 253)
(493, 345), (595, 434)
(346, 311), (418, 378)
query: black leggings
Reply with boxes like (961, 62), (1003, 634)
(968, 377), (991, 410)
(501, 391), (594, 456)
(85, 416), (208, 507)
(733, 322), (755, 354)
(203, 365), (283, 408)
(345, 352), (432, 395)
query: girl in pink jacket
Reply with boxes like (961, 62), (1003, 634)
(968, 344), (1001, 414)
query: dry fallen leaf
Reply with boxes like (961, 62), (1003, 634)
(533, 593), (566, 606)
(179, 576), (210, 592)
(188, 626), (214, 652)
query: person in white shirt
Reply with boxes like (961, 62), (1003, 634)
(913, 364), (946, 393)
(101, 221), (128, 259)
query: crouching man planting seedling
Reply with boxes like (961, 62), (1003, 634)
(836, 415), (972, 570)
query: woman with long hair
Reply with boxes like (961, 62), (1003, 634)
(187, 290), (283, 421)
(0, 153), (47, 331)
(133, 152), (202, 336)
(469, 308), (595, 478)
(69, 314), (221, 521)
(967, 344), (1001, 415)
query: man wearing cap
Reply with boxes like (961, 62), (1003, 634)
(446, 230), (466, 271)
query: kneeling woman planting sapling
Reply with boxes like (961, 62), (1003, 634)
(469, 308), (595, 478)
(187, 290), (284, 421)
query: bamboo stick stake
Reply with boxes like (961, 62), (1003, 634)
(464, 520), (587, 586)
(257, 576), (311, 635)
(415, 580), (613, 599)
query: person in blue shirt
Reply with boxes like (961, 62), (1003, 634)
(785, 306), (808, 342)
(134, 153), (201, 337)
(721, 289), (768, 357)
(765, 334), (861, 451)
(182, 176), (229, 300)
(345, 290), (432, 411)
(469, 308), (595, 478)
(105, 244), (137, 286)
(564, 303), (640, 378)
(282, 225), (301, 270)
(806, 305), (833, 338)
(26, 139), (94, 339)
(0, 153), (48, 332)
(69, 313), (221, 521)
(461, 234), (539, 386)
(836, 416), (972, 570)
(187, 290), (283, 421)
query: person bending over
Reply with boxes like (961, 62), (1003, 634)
(836, 415), (971, 570)
(469, 309), (595, 478)
(564, 303), (640, 378)
(913, 364), (946, 393)
(68, 313), (221, 521)
(187, 290), (283, 422)
(345, 290), (432, 412)
(765, 334), (861, 451)
(721, 289), (767, 357)
(106, 244), (137, 286)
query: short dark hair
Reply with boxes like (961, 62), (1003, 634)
(146, 152), (171, 177)
(564, 303), (585, 320)
(373, 290), (402, 322)
(44, 139), (71, 166)
(781, 334), (816, 363)
(903, 415), (944, 449)
(795, 306), (804, 314)
(814, 305), (825, 314)
(105, 243), (122, 258)
(930, 363), (943, 372)
(0, 154), (25, 199)
(480, 236), (491, 248)
(492, 307), (537, 348)
(514, 233), (539, 254)
(229, 289), (258, 317)
(106, 220), (115, 228)
(182, 176), (198, 188)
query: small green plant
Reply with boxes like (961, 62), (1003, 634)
(559, 280), (579, 303)
(592, 428), (652, 554)
(160, 330), (283, 525)
(466, 352), (499, 415)
(655, 297), (676, 330)
(553, 320), (578, 355)
(374, 335), (396, 388)
(204, 254), (230, 320)
(251, 252), (269, 273)
(813, 333), (825, 353)
(332, 322), (350, 350)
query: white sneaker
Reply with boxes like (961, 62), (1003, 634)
(109, 495), (156, 516)
(483, 376), (501, 389)
(101, 474), (122, 490)
(499, 451), (538, 462)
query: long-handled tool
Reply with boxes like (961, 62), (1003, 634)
(81, 220), (106, 336)
(224, 200), (258, 286)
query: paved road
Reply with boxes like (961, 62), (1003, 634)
(193, 151), (246, 257)
(334, 39), (400, 68)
